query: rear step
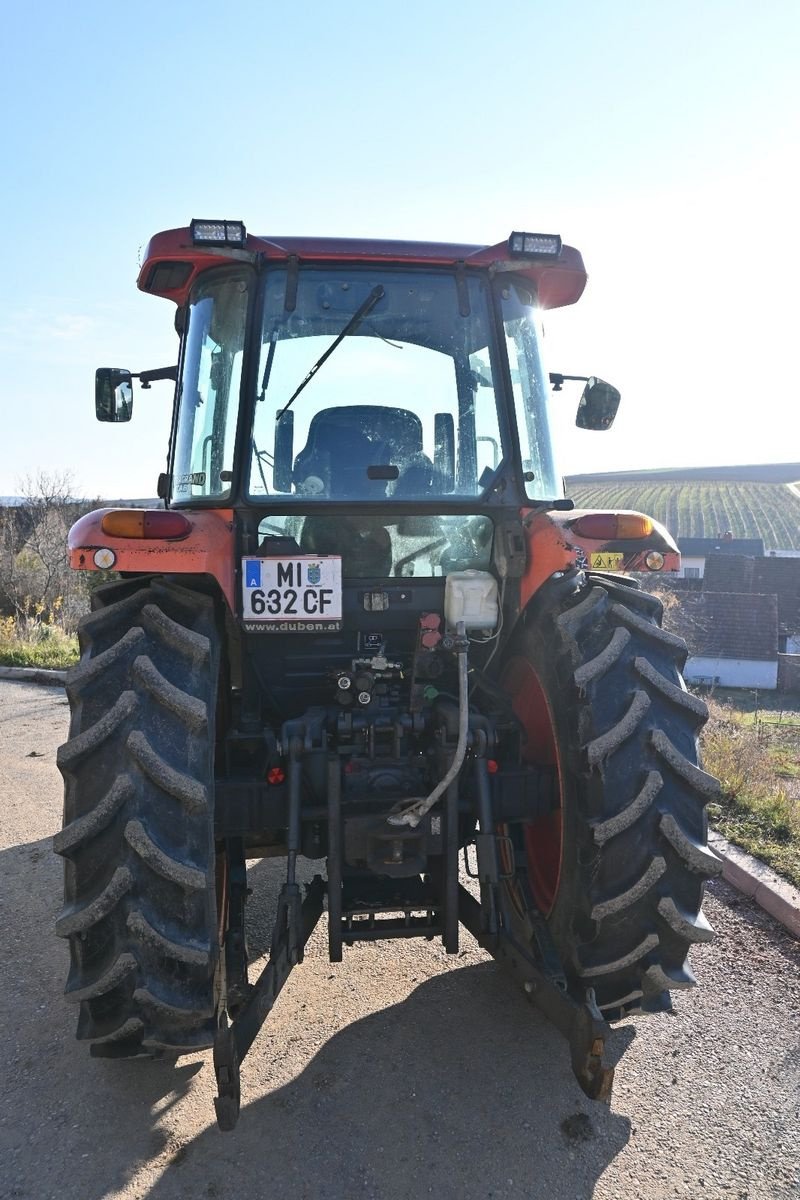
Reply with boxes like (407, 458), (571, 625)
(340, 874), (444, 942)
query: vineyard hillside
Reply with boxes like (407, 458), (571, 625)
(567, 462), (800, 485)
(565, 480), (800, 551)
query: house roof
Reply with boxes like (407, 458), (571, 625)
(702, 555), (755, 594)
(752, 557), (800, 633)
(677, 592), (778, 661)
(679, 537), (764, 557)
(703, 553), (800, 634)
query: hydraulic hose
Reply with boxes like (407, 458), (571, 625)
(388, 623), (469, 829)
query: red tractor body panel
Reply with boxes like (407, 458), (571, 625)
(68, 506), (678, 618)
(68, 508), (237, 610)
(520, 510), (679, 610)
(137, 227), (588, 310)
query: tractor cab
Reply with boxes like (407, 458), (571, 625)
(92, 223), (633, 605)
(98, 223), (617, 514)
(168, 248), (566, 510)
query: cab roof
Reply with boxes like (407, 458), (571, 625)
(137, 226), (587, 310)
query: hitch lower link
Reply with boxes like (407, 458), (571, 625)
(213, 874), (326, 1130)
(215, 728), (329, 1130)
(458, 885), (615, 1101)
(213, 874), (613, 1131)
(213, 731), (613, 1129)
(464, 743), (614, 1101)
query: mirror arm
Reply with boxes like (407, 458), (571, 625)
(549, 372), (589, 392)
(135, 366), (178, 390)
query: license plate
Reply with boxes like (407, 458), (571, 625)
(590, 551), (624, 571)
(242, 556), (342, 622)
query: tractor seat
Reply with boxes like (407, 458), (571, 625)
(292, 405), (428, 499)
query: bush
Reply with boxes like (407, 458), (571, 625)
(0, 610), (79, 669)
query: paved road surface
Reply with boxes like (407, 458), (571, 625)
(0, 680), (798, 1200)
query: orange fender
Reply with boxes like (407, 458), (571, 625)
(68, 508), (236, 613)
(521, 508), (679, 609)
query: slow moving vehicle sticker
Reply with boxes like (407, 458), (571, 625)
(589, 551), (624, 571)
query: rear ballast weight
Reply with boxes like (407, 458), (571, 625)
(57, 220), (719, 1130)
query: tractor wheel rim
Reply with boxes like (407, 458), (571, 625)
(502, 656), (564, 915)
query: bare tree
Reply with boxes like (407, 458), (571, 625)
(0, 471), (93, 630)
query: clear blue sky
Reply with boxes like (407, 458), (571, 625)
(1, 0), (797, 499)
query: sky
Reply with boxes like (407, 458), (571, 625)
(1, 0), (798, 500)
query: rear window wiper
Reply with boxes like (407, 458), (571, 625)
(275, 284), (385, 420)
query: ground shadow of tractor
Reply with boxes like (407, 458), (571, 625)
(0, 832), (212, 1200)
(1, 838), (633, 1200)
(143, 965), (634, 1200)
(141, 855), (635, 1200)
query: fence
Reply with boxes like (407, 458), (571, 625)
(756, 713), (800, 748)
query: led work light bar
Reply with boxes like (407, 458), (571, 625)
(508, 232), (562, 258)
(190, 219), (247, 247)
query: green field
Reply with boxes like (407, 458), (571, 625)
(567, 480), (800, 550)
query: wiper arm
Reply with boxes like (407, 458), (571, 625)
(275, 284), (385, 420)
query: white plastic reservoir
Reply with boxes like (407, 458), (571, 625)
(444, 570), (499, 632)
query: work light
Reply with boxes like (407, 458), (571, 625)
(508, 232), (562, 258)
(190, 219), (247, 247)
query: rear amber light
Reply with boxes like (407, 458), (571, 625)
(100, 510), (191, 539)
(570, 512), (654, 540)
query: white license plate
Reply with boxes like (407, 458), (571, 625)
(242, 556), (342, 622)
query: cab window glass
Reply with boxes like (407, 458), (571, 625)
(173, 271), (250, 500)
(250, 269), (505, 502)
(499, 280), (563, 500)
(257, 513), (494, 578)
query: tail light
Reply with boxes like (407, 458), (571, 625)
(100, 510), (191, 539)
(570, 513), (654, 540)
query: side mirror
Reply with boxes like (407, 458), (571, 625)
(576, 377), (620, 430)
(95, 368), (133, 423)
(273, 410), (295, 491)
(434, 412), (455, 491)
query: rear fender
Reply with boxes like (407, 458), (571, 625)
(520, 508), (679, 609)
(68, 508), (236, 613)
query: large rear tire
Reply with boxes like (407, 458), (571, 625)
(500, 573), (721, 1021)
(55, 578), (221, 1053)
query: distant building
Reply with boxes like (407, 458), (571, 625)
(677, 537), (764, 579)
(704, 553), (800, 654)
(664, 552), (800, 689)
(677, 591), (779, 689)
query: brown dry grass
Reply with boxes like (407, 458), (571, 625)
(701, 696), (800, 888)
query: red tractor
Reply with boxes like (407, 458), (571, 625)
(56, 221), (720, 1128)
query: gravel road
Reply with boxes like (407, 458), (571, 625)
(0, 679), (798, 1200)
